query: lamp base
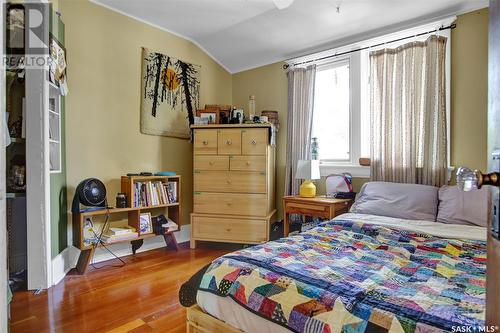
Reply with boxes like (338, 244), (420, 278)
(299, 180), (316, 198)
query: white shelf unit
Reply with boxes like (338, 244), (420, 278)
(48, 82), (61, 173)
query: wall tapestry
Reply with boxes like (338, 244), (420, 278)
(140, 47), (200, 139)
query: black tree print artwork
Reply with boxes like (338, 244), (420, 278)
(141, 48), (200, 139)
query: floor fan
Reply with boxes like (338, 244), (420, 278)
(71, 178), (107, 214)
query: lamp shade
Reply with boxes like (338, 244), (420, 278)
(295, 160), (320, 180)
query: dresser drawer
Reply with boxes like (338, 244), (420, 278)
(218, 129), (241, 155)
(192, 215), (268, 243)
(242, 128), (268, 155)
(194, 192), (268, 216)
(194, 129), (217, 155)
(285, 202), (330, 218)
(194, 171), (266, 193)
(230, 155), (266, 172)
(194, 156), (229, 171)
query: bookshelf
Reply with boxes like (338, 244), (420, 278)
(121, 175), (181, 209)
(49, 82), (61, 173)
(72, 175), (182, 274)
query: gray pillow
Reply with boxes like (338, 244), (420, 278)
(437, 185), (489, 227)
(350, 181), (439, 221)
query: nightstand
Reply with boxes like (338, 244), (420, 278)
(282, 196), (353, 237)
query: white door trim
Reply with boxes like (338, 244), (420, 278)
(1, 0), (9, 329)
(51, 246), (79, 286)
(50, 227), (191, 284)
(25, 2), (52, 290)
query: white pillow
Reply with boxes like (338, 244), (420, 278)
(437, 185), (489, 227)
(350, 181), (439, 221)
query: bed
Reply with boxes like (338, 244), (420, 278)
(183, 182), (488, 333)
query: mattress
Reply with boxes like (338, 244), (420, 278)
(197, 213), (487, 333)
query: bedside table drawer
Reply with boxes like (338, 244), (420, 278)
(192, 216), (268, 243)
(285, 202), (330, 218)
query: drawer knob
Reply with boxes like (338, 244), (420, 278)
(246, 161), (251, 166)
(227, 179), (232, 184)
(226, 140), (232, 145)
(226, 228), (232, 232)
(202, 140), (208, 145)
(209, 161), (214, 165)
(251, 139), (257, 145)
(227, 202), (232, 206)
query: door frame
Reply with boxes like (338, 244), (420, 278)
(24, 1), (52, 291)
(487, 0), (500, 325)
(1, 0), (9, 329)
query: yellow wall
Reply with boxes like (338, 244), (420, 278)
(451, 9), (489, 172)
(232, 9), (489, 219)
(232, 63), (288, 218)
(60, 0), (232, 227)
(61, 1), (487, 227)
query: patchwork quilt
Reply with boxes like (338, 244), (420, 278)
(199, 219), (487, 333)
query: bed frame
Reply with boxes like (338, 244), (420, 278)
(187, 305), (243, 333)
(187, 303), (394, 333)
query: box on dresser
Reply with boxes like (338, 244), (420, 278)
(190, 124), (276, 248)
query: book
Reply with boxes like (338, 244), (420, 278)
(133, 180), (173, 207)
(101, 232), (138, 243)
(166, 181), (177, 203)
(108, 226), (136, 236)
(161, 218), (178, 232)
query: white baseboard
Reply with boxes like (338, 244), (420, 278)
(50, 226), (191, 285)
(92, 224), (191, 263)
(51, 245), (79, 286)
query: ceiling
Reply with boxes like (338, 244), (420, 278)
(92, 0), (488, 73)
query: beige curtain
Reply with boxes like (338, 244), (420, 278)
(285, 65), (316, 195)
(370, 35), (448, 187)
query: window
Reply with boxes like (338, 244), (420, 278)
(308, 20), (452, 179)
(312, 61), (350, 161)
(311, 53), (369, 177)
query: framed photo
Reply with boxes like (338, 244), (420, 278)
(232, 109), (244, 123)
(139, 212), (153, 235)
(49, 34), (67, 89)
(197, 110), (218, 124)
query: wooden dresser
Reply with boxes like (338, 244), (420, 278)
(190, 124), (276, 248)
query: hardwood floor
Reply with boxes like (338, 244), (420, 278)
(9, 243), (235, 333)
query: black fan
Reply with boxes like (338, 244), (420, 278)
(71, 178), (107, 214)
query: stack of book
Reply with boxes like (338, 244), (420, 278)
(162, 218), (179, 232)
(101, 226), (138, 244)
(133, 181), (178, 207)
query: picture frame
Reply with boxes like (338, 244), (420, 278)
(196, 110), (218, 124)
(232, 109), (244, 123)
(49, 33), (67, 88)
(139, 212), (153, 235)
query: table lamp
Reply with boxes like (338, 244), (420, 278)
(295, 160), (320, 197)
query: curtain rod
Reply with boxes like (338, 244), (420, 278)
(283, 23), (456, 70)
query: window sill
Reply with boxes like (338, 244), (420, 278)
(319, 163), (370, 178)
